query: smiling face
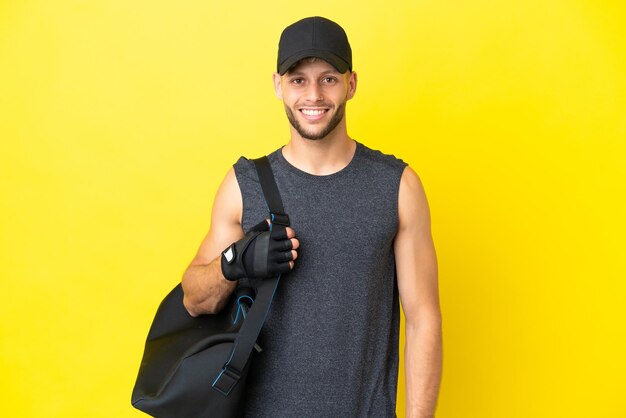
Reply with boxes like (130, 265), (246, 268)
(273, 57), (357, 141)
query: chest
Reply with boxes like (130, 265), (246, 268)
(276, 173), (399, 261)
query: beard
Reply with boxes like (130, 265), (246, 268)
(284, 101), (346, 141)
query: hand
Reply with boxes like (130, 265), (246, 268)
(221, 219), (299, 281)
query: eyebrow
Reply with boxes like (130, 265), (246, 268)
(286, 70), (340, 77)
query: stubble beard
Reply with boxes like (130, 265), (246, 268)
(284, 101), (346, 141)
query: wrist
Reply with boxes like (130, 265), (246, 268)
(220, 243), (240, 281)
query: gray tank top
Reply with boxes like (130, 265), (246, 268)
(233, 141), (407, 417)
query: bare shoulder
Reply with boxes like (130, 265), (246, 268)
(189, 167), (244, 265)
(213, 167), (243, 224)
(398, 165), (431, 232)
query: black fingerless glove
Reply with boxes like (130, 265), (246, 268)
(221, 219), (294, 281)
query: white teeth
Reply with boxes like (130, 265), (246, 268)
(301, 109), (326, 116)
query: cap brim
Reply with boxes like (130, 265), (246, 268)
(278, 49), (350, 75)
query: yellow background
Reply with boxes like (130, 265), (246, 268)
(1, 1), (625, 417)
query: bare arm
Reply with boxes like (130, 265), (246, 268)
(182, 167), (298, 317)
(394, 166), (442, 418)
(182, 167), (244, 317)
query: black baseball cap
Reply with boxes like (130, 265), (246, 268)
(277, 16), (352, 75)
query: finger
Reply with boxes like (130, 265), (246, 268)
(275, 262), (292, 275)
(270, 249), (294, 263)
(277, 238), (292, 251)
(290, 238), (299, 250)
(279, 250), (294, 262)
(249, 219), (270, 232)
(270, 225), (288, 240)
(285, 227), (296, 239)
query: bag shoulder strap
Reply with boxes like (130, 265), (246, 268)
(254, 156), (290, 227)
(212, 156), (287, 397)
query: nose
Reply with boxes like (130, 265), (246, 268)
(304, 83), (323, 102)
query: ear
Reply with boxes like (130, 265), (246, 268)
(273, 73), (283, 100)
(346, 71), (357, 101)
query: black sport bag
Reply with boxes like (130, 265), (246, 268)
(131, 156), (289, 418)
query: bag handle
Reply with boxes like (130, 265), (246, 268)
(212, 156), (288, 397)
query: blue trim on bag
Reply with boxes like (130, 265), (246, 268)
(232, 295), (254, 325)
(213, 275), (282, 396)
(211, 339), (240, 396)
(212, 369), (227, 394)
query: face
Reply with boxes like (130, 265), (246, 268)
(273, 58), (357, 141)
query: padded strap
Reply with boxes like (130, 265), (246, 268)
(213, 156), (288, 396)
(255, 156), (289, 226)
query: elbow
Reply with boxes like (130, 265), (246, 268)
(181, 272), (199, 317)
(405, 310), (442, 332)
(182, 294), (202, 317)
(181, 287), (222, 317)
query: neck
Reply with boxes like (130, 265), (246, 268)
(283, 122), (356, 176)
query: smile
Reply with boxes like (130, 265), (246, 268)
(299, 108), (329, 121)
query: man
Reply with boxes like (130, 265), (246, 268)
(182, 16), (442, 418)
